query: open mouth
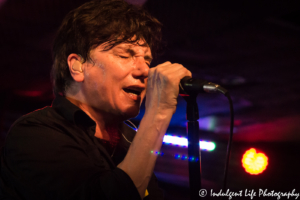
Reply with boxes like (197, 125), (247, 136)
(123, 88), (142, 96)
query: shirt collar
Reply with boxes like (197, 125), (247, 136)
(51, 96), (137, 142)
(52, 96), (137, 166)
(52, 95), (96, 129)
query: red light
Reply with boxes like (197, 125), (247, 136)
(14, 90), (44, 97)
(242, 148), (268, 175)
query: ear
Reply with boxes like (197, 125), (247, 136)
(67, 54), (84, 82)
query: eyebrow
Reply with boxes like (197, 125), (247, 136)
(115, 46), (153, 62)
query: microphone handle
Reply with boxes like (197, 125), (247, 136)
(179, 76), (228, 95)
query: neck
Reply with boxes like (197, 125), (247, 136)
(65, 96), (121, 143)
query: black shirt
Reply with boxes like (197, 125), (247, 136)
(0, 96), (163, 200)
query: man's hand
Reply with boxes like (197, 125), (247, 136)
(146, 61), (192, 114)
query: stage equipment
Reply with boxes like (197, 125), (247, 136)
(179, 76), (234, 200)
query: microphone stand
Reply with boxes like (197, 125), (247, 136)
(180, 77), (230, 199)
(182, 94), (201, 200)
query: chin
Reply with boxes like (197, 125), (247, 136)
(121, 106), (140, 120)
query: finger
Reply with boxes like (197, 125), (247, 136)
(186, 69), (192, 78)
(158, 63), (191, 79)
(155, 61), (171, 68)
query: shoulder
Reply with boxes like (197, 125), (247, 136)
(4, 106), (75, 148)
(11, 106), (62, 127)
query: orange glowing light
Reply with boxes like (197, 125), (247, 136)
(242, 148), (268, 175)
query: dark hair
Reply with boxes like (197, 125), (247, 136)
(52, 0), (162, 95)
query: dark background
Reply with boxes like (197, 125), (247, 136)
(0, 0), (300, 199)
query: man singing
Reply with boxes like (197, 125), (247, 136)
(0, 0), (191, 199)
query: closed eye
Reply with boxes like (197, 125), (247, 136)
(119, 55), (129, 59)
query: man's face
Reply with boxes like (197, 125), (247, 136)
(81, 40), (152, 121)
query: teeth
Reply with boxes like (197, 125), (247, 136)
(128, 92), (138, 96)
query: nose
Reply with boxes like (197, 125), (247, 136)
(132, 57), (149, 82)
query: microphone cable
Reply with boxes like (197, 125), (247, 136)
(222, 92), (234, 192)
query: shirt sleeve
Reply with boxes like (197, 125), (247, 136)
(1, 117), (141, 200)
(145, 173), (164, 200)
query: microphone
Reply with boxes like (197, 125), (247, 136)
(179, 76), (228, 96)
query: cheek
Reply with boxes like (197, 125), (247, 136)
(85, 72), (101, 91)
(95, 61), (106, 78)
(111, 64), (133, 85)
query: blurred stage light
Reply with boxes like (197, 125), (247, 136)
(163, 135), (216, 151)
(242, 148), (268, 175)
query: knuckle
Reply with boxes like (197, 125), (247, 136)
(173, 63), (183, 67)
(157, 61), (171, 67)
(179, 64), (184, 68)
(156, 67), (163, 73)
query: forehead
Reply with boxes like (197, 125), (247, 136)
(97, 40), (152, 55)
(114, 43), (152, 58)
